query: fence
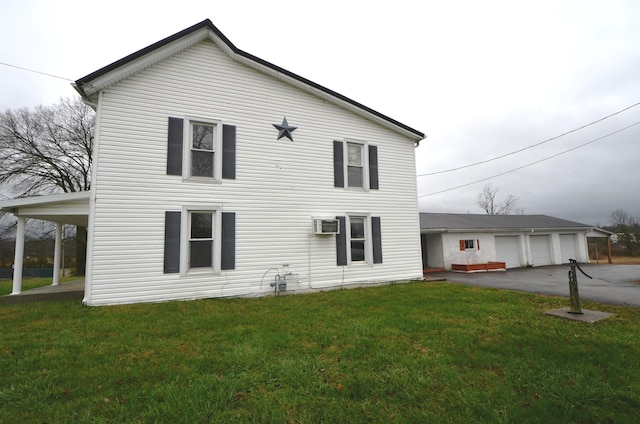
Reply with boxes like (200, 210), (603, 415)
(0, 268), (54, 279)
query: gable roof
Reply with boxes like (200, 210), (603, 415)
(74, 19), (424, 141)
(419, 213), (594, 233)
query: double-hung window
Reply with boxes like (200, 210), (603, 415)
(347, 142), (364, 188)
(186, 119), (222, 180)
(333, 140), (378, 190)
(164, 208), (236, 274)
(349, 216), (367, 262)
(189, 211), (214, 268)
(190, 123), (215, 178)
(167, 116), (236, 181)
(336, 215), (383, 266)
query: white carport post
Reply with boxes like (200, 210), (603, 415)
(11, 216), (26, 295)
(52, 222), (63, 286)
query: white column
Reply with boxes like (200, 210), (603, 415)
(52, 222), (63, 286)
(11, 216), (26, 295)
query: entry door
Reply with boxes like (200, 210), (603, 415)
(420, 234), (428, 269)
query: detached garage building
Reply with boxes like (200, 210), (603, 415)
(420, 213), (611, 271)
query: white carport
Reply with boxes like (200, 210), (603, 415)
(0, 192), (89, 295)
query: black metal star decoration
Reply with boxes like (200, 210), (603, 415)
(272, 117), (297, 141)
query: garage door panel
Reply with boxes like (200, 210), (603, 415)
(560, 234), (577, 264)
(495, 236), (521, 268)
(530, 235), (552, 266)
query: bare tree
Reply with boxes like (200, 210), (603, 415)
(0, 97), (94, 274)
(610, 209), (639, 256)
(0, 97), (94, 195)
(477, 184), (521, 215)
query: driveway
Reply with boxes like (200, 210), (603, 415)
(443, 264), (640, 308)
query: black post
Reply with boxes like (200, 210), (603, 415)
(568, 259), (583, 314)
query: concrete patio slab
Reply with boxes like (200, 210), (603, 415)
(543, 307), (614, 323)
(0, 279), (84, 304)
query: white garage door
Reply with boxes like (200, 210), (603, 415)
(560, 234), (577, 264)
(530, 235), (552, 266)
(495, 236), (521, 268)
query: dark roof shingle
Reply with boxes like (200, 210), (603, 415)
(419, 213), (592, 232)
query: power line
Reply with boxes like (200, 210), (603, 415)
(0, 61), (73, 82)
(419, 101), (640, 177)
(419, 120), (640, 198)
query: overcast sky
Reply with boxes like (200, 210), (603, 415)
(2, 0), (639, 226)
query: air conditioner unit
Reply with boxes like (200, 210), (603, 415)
(313, 218), (340, 235)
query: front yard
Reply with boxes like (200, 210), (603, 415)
(0, 281), (638, 423)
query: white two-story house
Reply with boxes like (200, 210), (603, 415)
(2, 20), (425, 306)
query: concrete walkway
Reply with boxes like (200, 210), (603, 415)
(440, 264), (640, 308)
(0, 279), (84, 304)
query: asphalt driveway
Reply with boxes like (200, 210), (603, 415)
(443, 264), (640, 307)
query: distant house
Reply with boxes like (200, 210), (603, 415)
(420, 213), (612, 271)
(1, 20), (425, 305)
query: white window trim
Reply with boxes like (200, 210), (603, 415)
(182, 116), (223, 182)
(343, 139), (370, 191)
(346, 214), (373, 265)
(180, 204), (223, 274)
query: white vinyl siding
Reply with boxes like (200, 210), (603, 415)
(85, 39), (422, 305)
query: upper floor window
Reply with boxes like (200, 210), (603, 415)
(167, 117), (236, 181)
(333, 140), (378, 190)
(347, 142), (364, 188)
(190, 123), (215, 178)
(186, 118), (222, 180)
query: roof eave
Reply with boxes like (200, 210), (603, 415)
(0, 191), (91, 212)
(420, 226), (593, 233)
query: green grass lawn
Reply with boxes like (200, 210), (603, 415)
(1, 281), (639, 423)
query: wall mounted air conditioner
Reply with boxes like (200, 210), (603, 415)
(313, 218), (340, 235)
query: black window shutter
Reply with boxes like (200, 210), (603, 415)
(336, 216), (347, 266)
(368, 145), (379, 190)
(333, 141), (344, 188)
(222, 125), (236, 179)
(372, 216), (383, 264)
(221, 212), (236, 270)
(164, 211), (181, 273)
(167, 117), (183, 175)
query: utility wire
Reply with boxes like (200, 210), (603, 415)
(0, 61), (74, 82)
(419, 120), (640, 198)
(419, 101), (640, 177)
